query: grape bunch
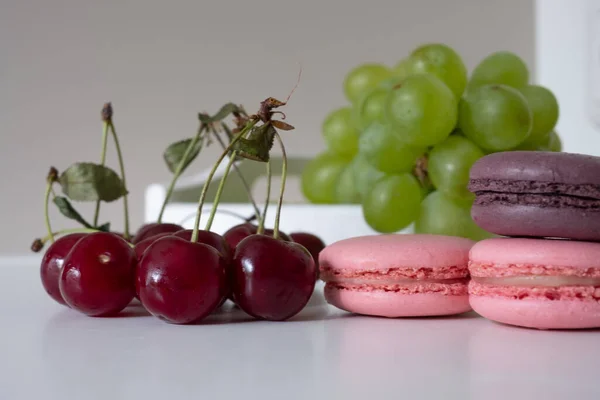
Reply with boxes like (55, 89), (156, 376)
(301, 44), (561, 240)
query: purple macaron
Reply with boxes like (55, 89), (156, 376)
(468, 151), (600, 241)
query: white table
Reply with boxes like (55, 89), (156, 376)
(1, 261), (599, 400)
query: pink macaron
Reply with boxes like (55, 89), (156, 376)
(469, 237), (600, 329)
(319, 234), (474, 317)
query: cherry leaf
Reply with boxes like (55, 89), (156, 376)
(163, 138), (203, 174)
(53, 196), (95, 228)
(59, 163), (127, 202)
(233, 123), (276, 162)
(97, 222), (111, 232)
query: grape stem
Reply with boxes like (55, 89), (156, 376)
(272, 131), (287, 240)
(256, 160), (271, 235)
(191, 120), (257, 243)
(108, 120), (131, 241)
(157, 125), (206, 223)
(204, 152), (236, 231)
(208, 125), (262, 223)
(93, 121), (110, 227)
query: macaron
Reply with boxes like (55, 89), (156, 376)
(469, 237), (600, 329)
(468, 151), (600, 241)
(319, 234), (474, 317)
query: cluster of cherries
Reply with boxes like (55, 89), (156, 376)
(40, 221), (325, 323)
(37, 94), (328, 324)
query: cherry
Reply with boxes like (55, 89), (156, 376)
(289, 232), (326, 279)
(231, 234), (316, 321)
(132, 222), (183, 244)
(173, 229), (233, 306)
(172, 229), (232, 263)
(40, 233), (87, 306)
(223, 223), (256, 249)
(137, 236), (228, 324)
(223, 223), (292, 249)
(134, 232), (174, 260)
(289, 232), (325, 261)
(59, 232), (136, 317)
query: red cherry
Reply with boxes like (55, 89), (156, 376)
(133, 232), (174, 260)
(231, 235), (316, 321)
(223, 223), (292, 250)
(223, 223), (256, 249)
(137, 236), (228, 324)
(173, 229), (233, 306)
(59, 232), (136, 317)
(172, 229), (232, 263)
(132, 223), (183, 244)
(289, 232), (326, 279)
(40, 233), (87, 306)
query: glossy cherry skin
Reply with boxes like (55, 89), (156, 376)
(132, 223), (183, 244)
(172, 229), (232, 263)
(134, 232), (174, 260)
(137, 236), (228, 324)
(289, 232), (326, 279)
(223, 223), (292, 250)
(173, 229), (233, 306)
(59, 232), (136, 316)
(40, 233), (87, 306)
(231, 235), (316, 321)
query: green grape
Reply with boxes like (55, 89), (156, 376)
(322, 107), (360, 158)
(393, 58), (410, 79)
(359, 122), (424, 174)
(547, 130), (562, 152)
(428, 135), (484, 200)
(458, 84), (532, 151)
(335, 164), (361, 204)
(404, 43), (468, 99)
(362, 174), (422, 233)
(355, 87), (389, 130)
(301, 152), (349, 204)
(469, 51), (529, 89)
(352, 154), (386, 201)
(414, 191), (492, 240)
(518, 85), (559, 140)
(343, 63), (392, 104)
(379, 75), (405, 90)
(385, 74), (457, 147)
(517, 129), (563, 152)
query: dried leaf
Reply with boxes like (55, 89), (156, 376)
(271, 120), (295, 131)
(59, 163), (127, 202)
(163, 138), (202, 174)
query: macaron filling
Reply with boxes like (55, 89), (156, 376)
(321, 265), (469, 296)
(472, 276), (600, 287)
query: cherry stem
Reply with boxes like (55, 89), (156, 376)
(108, 121), (130, 240)
(273, 131), (287, 240)
(93, 121), (110, 227)
(191, 119), (257, 243)
(204, 152), (236, 231)
(208, 125), (261, 221)
(39, 227), (100, 246)
(157, 125), (205, 223)
(44, 180), (55, 244)
(256, 160), (271, 235)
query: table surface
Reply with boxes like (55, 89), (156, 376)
(1, 261), (600, 400)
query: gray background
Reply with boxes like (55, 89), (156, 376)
(0, 0), (534, 254)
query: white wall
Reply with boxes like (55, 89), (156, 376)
(535, 0), (600, 156)
(0, 0), (534, 255)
